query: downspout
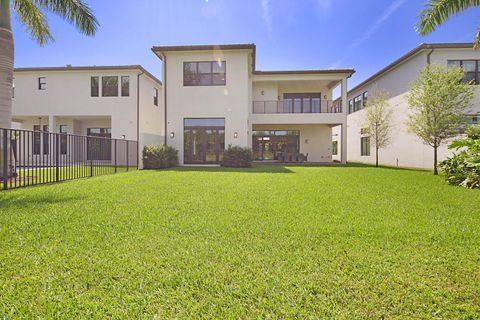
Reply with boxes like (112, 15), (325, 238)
(160, 52), (167, 145)
(137, 70), (144, 168)
(426, 46), (434, 64)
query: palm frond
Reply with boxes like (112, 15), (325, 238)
(34, 0), (99, 36)
(13, 0), (53, 46)
(418, 0), (480, 35)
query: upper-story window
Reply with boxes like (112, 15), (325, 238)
(121, 76), (130, 96)
(153, 88), (159, 106)
(102, 76), (118, 97)
(91, 77), (99, 97)
(348, 99), (353, 114)
(183, 61), (226, 86)
(447, 60), (478, 84)
(353, 95), (362, 112)
(348, 91), (368, 114)
(362, 91), (368, 107)
(38, 77), (46, 90)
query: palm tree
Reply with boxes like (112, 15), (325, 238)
(418, 0), (480, 47)
(0, 0), (98, 131)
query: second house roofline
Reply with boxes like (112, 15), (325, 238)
(14, 65), (162, 86)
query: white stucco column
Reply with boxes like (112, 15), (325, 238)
(341, 123), (347, 164)
(48, 115), (57, 132)
(341, 77), (348, 115)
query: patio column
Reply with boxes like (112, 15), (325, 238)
(341, 123), (347, 164)
(48, 115), (57, 132)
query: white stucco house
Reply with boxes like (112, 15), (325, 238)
(12, 65), (164, 162)
(333, 43), (480, 169)
(152, 44), (353, 165)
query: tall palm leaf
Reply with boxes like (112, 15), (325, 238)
(418, 0), (480, 47)
(0, 0), (98, 178)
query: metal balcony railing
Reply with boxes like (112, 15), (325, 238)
(252, 100), (342, 114)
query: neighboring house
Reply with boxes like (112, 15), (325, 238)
(152, 44), (354, 165)
(332, 43), (480, 169)
(11, 65), (164, 167)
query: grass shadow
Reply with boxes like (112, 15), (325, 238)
(0, 193), (87, 210)
(164, 164), (295, 174)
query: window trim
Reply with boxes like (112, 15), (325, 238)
(121, 76), (130, 97)
(101, 76), (119, 97)
(361, 136), (371, 157)
(332, 141), (338, 155)
(91, 76), (99, 97)
(38, 77), (46, 90)
(447, 59), (479, 85)
(183, 61), (227, 86)
(153, 88), (159, 106)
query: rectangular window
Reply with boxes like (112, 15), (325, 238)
(332, 141), (338, 155)
(33, 125), (41, 155)
(184, 61), (226, 86)
(153, 88), (158, 106)
(283, 93), (321, 113)
(102, 76), (118, 97)
(354, 95), (362, 112)
(59, 125), (68, 155)
(362, 91), (368, 107)
(348, 99), (353, 114)
(42, 125), (49, 155)
(447, 60), (479, 84)
(91, 76), (99, 97)
(121, 76), (130, 96)
(361, 137), (370, 156)
(38, 77), (46, 90)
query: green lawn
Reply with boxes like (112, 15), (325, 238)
(1, 165), (479, 318)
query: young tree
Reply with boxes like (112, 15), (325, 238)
(407, 64), (475, 175)
(363, 90), (393, 167)
(418, 0), (480, 47)
(0, 0), (98, 179)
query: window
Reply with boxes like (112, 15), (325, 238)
(33, 125), (41, 155)
(102, 76), (118, 96)
(283, 93), (321, 113)
(91, 76), (99, 97)
(59, 125), (68, 155)
(38, 77), (46, 90)
(361, 137), (370, 156)
(183, 61), (226, 86)
(42, 125), (49, 155)
(362, 91), (368, 107)
(121, 76), (130, 96)
(348, 99), (353, 114)
(466, 115), (479, 125)
(360, 128), (369, 135)
(332, 141), (338, 155)
(448, 60), (479, 84)
(153, 88), (158, 106)
(12, 79), (14, 98)
(353, 95), (362, 112)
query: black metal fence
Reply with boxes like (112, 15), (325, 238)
(0, 128), (138, 190)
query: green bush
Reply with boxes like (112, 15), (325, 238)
(222, 145), (253, 168)
(440, 125), (480, 189)
(142, 145), (178, 169)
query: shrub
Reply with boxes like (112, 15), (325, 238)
(440, 126), (480, 189)
(142, 145), (178, 169)
(222, 145), (253, 168)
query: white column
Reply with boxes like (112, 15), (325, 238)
(48, 115), (57, 132)
(341, 77), (348, 164)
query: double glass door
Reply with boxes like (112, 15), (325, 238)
(184, 118), (225, 164)
(252, 131), (300, 161)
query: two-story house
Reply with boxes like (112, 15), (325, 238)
(332, 43), (480, 169)
(11, 65), (164, 165)
(152, 44), (354, 165)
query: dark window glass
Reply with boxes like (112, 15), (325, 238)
(59, 125), (68, 155)
(121, 76), (129, 96)
(448, 60), (479, 84)
(43, 125), (49, 155)
(283, 93), (321, 113)
(348, 100), (353, 114)
(361, 137), (370, 156)
(33, 125), (41, 155)
(102, 76), (118, 96)
(184, 61), (226, 86)
(87, 128), (112, 161)
(362, 91), (368, 107)
(91, 76), (99, 97)
(38, 77), (46, 90)
(153, 88), (158, 106)
(354, 95), (362, 112)
(332, 141), (338, 155)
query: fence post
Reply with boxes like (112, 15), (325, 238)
(114, 139), (117, 173)
(2, 130), (8, 190)
(55, 134), (59, 182)
(126, 141), (129, 172)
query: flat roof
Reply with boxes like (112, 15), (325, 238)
(13, 65), (162, 86)
(348, 43), (475, 94)
(253, 69), (355, 76)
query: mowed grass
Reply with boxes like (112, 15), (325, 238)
(0, 165), (479, 318)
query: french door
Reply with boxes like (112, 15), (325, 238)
(184, 118), (225, 164)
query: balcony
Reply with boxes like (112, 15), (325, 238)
(252, 100), (342, 114)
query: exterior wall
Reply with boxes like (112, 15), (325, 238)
(138, 75), (165, 152)
(164, 50), (251, 164)
(340, 47), (480, 169)
(253, 124), (333, 162)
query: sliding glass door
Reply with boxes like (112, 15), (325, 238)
(184, 118), (225, 164)
(252, 130), (300, 161)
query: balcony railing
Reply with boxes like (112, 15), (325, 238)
(252, 100), (342, 114)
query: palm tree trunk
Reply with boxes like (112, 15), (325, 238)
(0, 0), (13, 179)
(433, 145), (438, 175)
